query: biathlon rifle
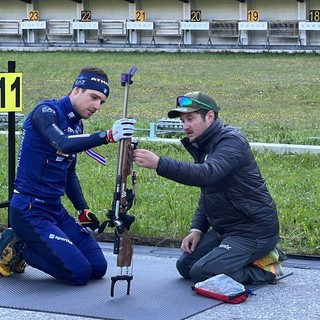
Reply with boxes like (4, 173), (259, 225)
(99, 66), (137, 297)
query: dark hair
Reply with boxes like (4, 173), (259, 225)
(79, 67), (108, 79)
(196, 109), (218, 120)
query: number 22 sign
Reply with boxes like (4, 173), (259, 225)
(0, 73), (23, 111)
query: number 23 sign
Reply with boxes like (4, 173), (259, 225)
(0, 73), (22, 111)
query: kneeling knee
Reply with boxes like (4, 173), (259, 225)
(63, 264), (92, 286)
(91, 260), (108, 279)
(176, 258), (191, 279)
(189, 264), (203, 283)
(189, 263), (219, 284)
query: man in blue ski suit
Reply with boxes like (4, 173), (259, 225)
(0, 67), (136, 285)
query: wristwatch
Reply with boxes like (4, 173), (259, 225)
(99, 131), (107, 140)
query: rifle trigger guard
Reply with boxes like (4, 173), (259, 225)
(110, 274), (133, 297)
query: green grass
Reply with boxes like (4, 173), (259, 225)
(0, 51), (319, 255)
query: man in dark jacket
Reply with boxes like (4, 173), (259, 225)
(133, 91), (284, 285)
(0, 67), (135, 284)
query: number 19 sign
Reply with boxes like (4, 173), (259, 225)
(0, 73), (23, 112)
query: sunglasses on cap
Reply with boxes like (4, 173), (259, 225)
(176, 96), (213, 110)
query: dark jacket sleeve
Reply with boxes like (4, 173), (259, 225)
(64, 157), (89, 211)
(156, 135), (250, 233)
(191, 193), (211, 233)
(156, 136), (247, 187)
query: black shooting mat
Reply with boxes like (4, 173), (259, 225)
(0, 243), (292, 320)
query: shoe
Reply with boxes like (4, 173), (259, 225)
(276, 247), (288, 262)
(262, 262), (284, 277)
(12, 258), (27, 274)
(253, 248), (279, 268)
(0, 263), (11, 277)
(0, 228), (20, 277)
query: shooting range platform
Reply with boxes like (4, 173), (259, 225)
(0, 242), (319, 320)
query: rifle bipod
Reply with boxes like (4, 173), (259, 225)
(111, 273), (133, 297)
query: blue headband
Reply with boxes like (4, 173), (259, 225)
(72, 72), (110, 97)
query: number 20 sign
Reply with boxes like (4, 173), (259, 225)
(0, 73), (22, 111)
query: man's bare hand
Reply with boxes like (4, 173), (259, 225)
(133, 149), (159, 169)
(180, 231), (201, 254)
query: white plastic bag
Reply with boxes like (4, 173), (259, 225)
(195, 274), (246, 295)
(192, 274), (251, 304)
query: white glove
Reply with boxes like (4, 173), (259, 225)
(107, 118), (136, 142)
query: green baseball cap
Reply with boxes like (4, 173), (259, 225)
(168, 92), (220, 118)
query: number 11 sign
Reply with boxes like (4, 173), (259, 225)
(0, 73), (23, 112)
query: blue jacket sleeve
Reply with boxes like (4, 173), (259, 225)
(64, 157), (89, 211)
(31, 105), (108, 153)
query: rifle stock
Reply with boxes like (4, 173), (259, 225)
(117, 228), (133, 267)
(109, 67), (137, 297)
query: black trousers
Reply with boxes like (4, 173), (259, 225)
(176, 229), (279, 284)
